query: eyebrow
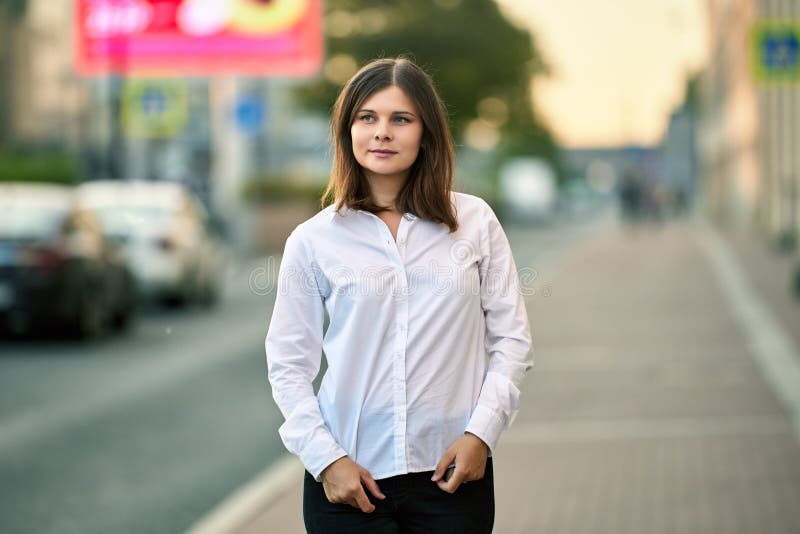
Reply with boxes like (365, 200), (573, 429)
(357, 108), (417, 117)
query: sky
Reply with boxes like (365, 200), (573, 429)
(495, 0), (710, 148)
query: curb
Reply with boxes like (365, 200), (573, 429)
(185, 454), (303, 534)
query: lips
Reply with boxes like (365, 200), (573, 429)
(369, 149), (398, 159)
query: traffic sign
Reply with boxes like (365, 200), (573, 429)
(121, 79), (189, 138)
(235, 95), (265, 136)
(752, 22), (800, 83)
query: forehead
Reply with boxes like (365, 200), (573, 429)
(359, 85), (418, 112)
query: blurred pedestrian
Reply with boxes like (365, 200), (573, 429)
(618, 166), (644, 225)
(265, 57), (532, 533)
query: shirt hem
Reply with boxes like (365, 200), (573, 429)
(370, 453), (495, 481)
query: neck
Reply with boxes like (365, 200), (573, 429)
(366, 173), (407, 211)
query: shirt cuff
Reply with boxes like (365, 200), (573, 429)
(464, 403), (506, 454)
(308, 449), (349, 483)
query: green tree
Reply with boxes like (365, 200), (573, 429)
(299, 0), (560, 170)
(0, 0), (28, 148)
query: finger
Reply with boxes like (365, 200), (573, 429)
(431, 451), (456, 482)
(437, 469), (466, 494)
(360, 472), (386, 500)
(354, 487), (375, 513)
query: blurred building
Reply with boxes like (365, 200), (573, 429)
(562, 147), (658, 186)
(3, 1), (84, 148)
(698, 0), (800, 241)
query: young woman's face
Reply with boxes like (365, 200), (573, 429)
(350, 85), (424, 185)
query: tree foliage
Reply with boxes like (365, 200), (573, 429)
(0, 0), (27, 18)
(0, 0), (28, 148)
(298, 0), (559, 162)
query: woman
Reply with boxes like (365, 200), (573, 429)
(265, 57), (532, 533)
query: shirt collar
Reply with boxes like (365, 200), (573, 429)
(326, 204), (418, 222)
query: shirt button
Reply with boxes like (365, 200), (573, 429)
(398, 237), (406, 244)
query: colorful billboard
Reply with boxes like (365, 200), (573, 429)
(74, 0), (323, 76)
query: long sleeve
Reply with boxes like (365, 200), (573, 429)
(464, 200), (533, 452)
(265, 229), (347, 481)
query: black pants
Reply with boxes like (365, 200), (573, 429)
(303, 457), (494, 533)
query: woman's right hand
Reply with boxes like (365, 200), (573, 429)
(320, 456), (386, 513)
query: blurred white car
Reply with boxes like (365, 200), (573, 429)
(76, 180), (223, 306)
(499, 158), (558, 223)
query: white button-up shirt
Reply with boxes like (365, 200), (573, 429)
(265, 191), (532, 482)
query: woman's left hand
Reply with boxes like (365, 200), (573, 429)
(430, 432), (489, 493)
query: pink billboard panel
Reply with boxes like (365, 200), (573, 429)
(75, 0), (323, 76)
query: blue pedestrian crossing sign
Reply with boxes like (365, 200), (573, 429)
(752, 22), (800, 83)
(235, 95), (265, 136)
(122, 79), (189, 138)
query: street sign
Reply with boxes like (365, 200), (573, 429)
(121, 79), (189, 138)
(234, 95), (265, 136)
(74, 0), (323, 76)
(752, 21), (800, 83)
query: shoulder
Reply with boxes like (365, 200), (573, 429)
(289, 204), (340, 239)
(450, 191), (494, 221)
(285, 203), (362, 256)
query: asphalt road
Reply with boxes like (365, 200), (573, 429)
(0, 205), (614, 534)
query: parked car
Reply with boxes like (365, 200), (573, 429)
(0, 183), (135, 338)
(76, 180), (222, 306)
(498, 158), (558, 223)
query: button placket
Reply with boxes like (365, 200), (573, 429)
(393, 216), (411, 470)
(392, 278), (409, 470)
(367, 211), (411, 471)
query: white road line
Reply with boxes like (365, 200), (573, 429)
(695, 219), (800, 441)
(501, 415), (792, 444)
(184, 454), (303, 534)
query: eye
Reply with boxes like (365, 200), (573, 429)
(358, 114), (375, 123)
(393, 116), (411, 124)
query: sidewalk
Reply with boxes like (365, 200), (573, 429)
(233, 217), (800, 533)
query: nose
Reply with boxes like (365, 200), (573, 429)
(374, 120), (393, 141)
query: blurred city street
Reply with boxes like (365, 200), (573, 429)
(3, 0), (800, 533)
(0, 253), (286, 534)
(0, 206), (613, 534)
(230, 211), (800, 534)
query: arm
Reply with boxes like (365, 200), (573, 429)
(464, 199), (533, 452)
(433, 200), (533, 492)
(265, 229), (347, 482)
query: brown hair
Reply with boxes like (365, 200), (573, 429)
(323, 57), (458, 233)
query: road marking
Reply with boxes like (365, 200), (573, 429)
(501, 414), (792, 444)
(185, 454), (303, 534)
(695, 220), (800, 441)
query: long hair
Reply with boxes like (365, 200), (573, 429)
(323, 57), (458, 233)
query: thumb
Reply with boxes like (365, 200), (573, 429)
(431, 450), (456, 482)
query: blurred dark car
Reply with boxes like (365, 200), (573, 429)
(0, 184), (136, 339)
